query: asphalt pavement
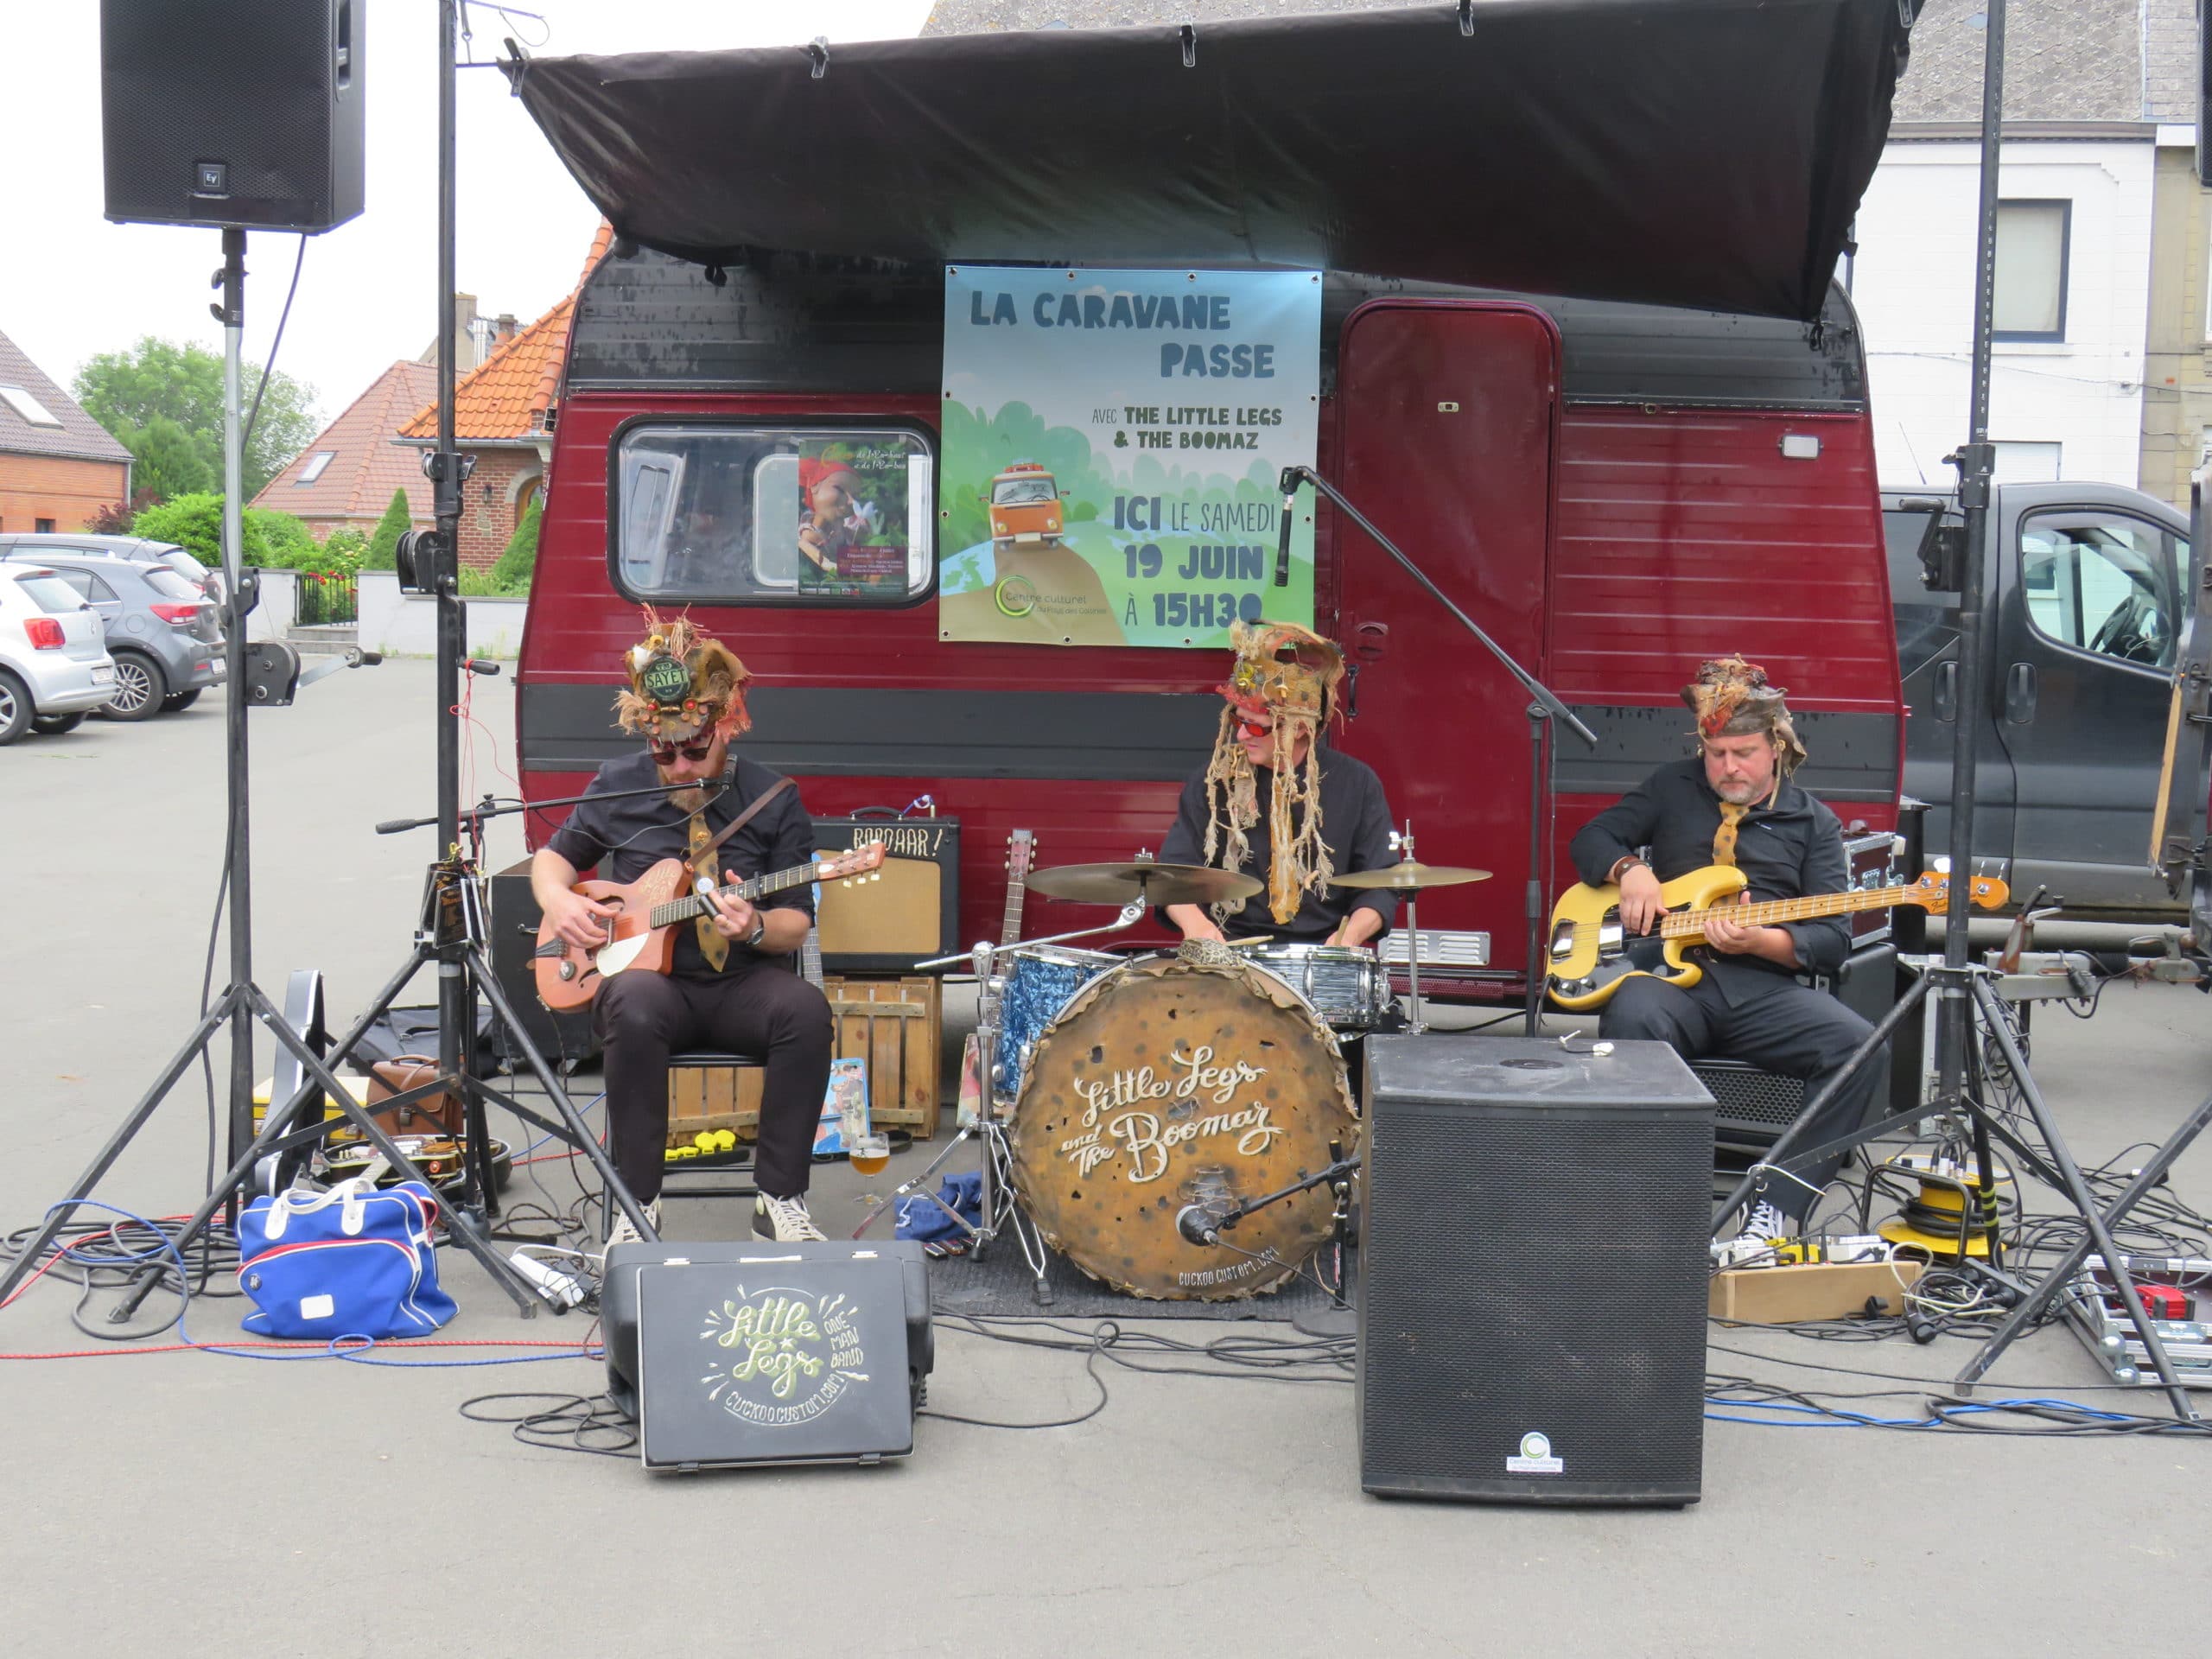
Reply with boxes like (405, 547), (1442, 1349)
(2, 664), (2207, 1658)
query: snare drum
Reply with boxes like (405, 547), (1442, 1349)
(992, 944), (1117, 1107)
(1244, 943), (1393, 1030)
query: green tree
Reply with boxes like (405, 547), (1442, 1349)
(126, 414), (218, 500)
(73, 335), (321, 498)
(130, 493), (272, 567)
(491, 498), (540, 594)
(244, 507), (321, 569)
(364, 489), (413, 570)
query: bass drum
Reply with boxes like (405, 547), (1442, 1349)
(1010, 954), (1357, 1300)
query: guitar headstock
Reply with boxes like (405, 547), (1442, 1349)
(1902, 871), (2012, 911)
(1007, 828), (1036, 882)
(820, 842), (887, 887)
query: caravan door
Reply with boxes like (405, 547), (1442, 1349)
(1331, 302), (1559, 986)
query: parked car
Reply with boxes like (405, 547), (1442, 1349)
(1883, 481), (2200, 917)
(0, 540), (225, 719)
(0, 531), (219, 598)
(0, 564), (116, 743)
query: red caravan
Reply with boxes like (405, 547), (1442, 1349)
(515, 256), (1904, 999)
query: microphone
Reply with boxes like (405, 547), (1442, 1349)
(1175, 1205), (1223, 1247)
(1274, 466), (1301, 587)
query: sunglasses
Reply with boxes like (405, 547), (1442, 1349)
(648, 737), (717, 764)
(1236, 715), (1278, 739)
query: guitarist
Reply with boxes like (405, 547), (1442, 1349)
(1567, 657), (1885, 1245)
(530, 614), (830, 1247)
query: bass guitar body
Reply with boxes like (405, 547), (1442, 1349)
(534, 860), (690, 1011)
(1547, 866), (1748, 1011)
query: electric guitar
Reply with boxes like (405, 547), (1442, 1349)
(1545, 864), (2009, 1011)
(534, 843), (885, 1011)
(959, 829), (1035, 1128)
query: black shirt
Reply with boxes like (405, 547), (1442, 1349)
(545, 751), (817, 977)
(1156, 748), (1399, 942)
(1568, 756), (1851, 1001)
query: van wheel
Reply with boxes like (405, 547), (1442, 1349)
(0, 671), (31, 746)
(102, 652), (168, 721)
(32, 712), (87, 735)
(161, 690), (202, 713)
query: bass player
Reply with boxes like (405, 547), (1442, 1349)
(1567, 656), (1886, 1245)
(531, 613), (830, 1246)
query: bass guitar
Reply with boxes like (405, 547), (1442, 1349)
(534, 843), (886, 1011)
(1545, 864), (2008, 1011)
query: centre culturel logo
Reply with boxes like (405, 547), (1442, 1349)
(699, 1286), (869, 1428)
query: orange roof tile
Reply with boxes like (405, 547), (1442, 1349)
(402, 221), (614, 445)
(251, 359), (438, 522)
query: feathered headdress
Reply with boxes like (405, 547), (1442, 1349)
(1681, 654), (1806, 774)
(1203, 620), (1347, 925)
(613, 608), (752, 744)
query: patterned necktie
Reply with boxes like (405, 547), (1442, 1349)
(688, 809), (729, 971)
(1712, 801), (1748, 868)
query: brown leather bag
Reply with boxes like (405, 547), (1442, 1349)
(365, 1055), (463, 1138)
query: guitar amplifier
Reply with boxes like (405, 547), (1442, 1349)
(811, 816), (958, 975)
(1358, 1035), (1713, 1506)
(601, 1239), (933, 1470)
(486, 861), (601, 1066)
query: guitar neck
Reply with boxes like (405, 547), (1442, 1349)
(652, 861), (823, 931)
(1658, 884), (1916, 937)
(999, 832), (1034, 947)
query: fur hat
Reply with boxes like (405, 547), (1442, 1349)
(1221, 619), (1344, 725)
(613, 609), (752, 744)
(1681, 655), (1806, 773)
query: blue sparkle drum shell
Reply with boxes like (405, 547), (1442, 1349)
(993, 946), (1118, 1107)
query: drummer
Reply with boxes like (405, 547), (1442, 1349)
(1158, 620), (1400, 947)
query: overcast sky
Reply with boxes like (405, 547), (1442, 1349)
(1, 1), (932, 429)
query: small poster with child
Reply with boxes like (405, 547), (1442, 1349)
(795, 440), (912, 597)
(812, 1056), (870, 1157)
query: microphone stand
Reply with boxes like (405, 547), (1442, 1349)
(1280, 466), (1598, 1033)
(1180, 1143), (1363, 1336)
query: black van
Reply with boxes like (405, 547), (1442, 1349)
(1884, 482), (2196, 918)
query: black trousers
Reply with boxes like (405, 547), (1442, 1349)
(594, 961), (833, 1204)
(1599, 969), (1887, 1221)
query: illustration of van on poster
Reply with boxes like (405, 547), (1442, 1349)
(938, 267), (1321, 649)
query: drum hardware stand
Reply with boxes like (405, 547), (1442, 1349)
(876, 902), (1148, 1295)
(1390, 825), (1431, 1033)
(1278, 464), (1599, 1033)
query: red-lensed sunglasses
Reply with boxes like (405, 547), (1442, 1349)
(1235, 715), (1277, 739)
(648, 737), (716, 764)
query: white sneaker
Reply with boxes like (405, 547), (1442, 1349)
(753, 1192), (825, 1242)
(604, 1198), (662, 1250)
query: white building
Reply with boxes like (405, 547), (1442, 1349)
(1846, 0), (2194, 492)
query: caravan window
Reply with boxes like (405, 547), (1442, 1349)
(610, 422), (935, 606)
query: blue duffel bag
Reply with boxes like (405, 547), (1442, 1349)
(235, 1177), (457, 1339)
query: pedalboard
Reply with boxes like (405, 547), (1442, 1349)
(2061, 1255), (2212, 1389)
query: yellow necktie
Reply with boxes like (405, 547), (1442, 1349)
(1712, 802), (1748, 868)
(688, 810), (729, 971)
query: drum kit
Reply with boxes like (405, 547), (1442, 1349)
(889, 842), (1487, 1304)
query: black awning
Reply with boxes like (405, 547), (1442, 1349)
(511, 0), (1910, 322)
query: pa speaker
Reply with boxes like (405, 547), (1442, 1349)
(101, 0), (365, 233)
(1358, 1035), (1713, 1506)
(601, 1239), (933, 1471)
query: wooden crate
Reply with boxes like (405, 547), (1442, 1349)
(664, 975), (943, 1143)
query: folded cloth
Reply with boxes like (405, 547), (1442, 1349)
(895, 1172), (983, 1243)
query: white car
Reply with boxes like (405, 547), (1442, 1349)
(0, 564), (118, 743)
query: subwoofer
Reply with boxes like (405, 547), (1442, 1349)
(101, 0), (365, 232)
(1358, 1034), (1713, 1505)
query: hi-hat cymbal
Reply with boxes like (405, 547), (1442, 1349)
(1330, 861), (1492, 891)
(1026, 860), (1264, 907)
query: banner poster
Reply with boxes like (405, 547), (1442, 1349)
(793, 440), (916, 597)
(938, 267), (1321, 648)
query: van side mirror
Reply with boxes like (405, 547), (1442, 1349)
(1897, 497), (1966, 592)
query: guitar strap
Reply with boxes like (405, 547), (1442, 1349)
(687, 774), (796, 971)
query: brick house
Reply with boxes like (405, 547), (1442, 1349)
(397, 302), (571, 569)
(0, 327), (131, 534)
(249, 359), (439, 540)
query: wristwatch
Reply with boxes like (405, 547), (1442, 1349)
(746, 916), (768, 949)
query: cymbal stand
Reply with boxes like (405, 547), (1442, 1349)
(873, 901), (1145, 1298)
(1389, 825), (1431, 1033)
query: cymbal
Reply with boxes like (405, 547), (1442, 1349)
(1026, 860), (1262, 907)
(1330, 861), (1493, 891)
